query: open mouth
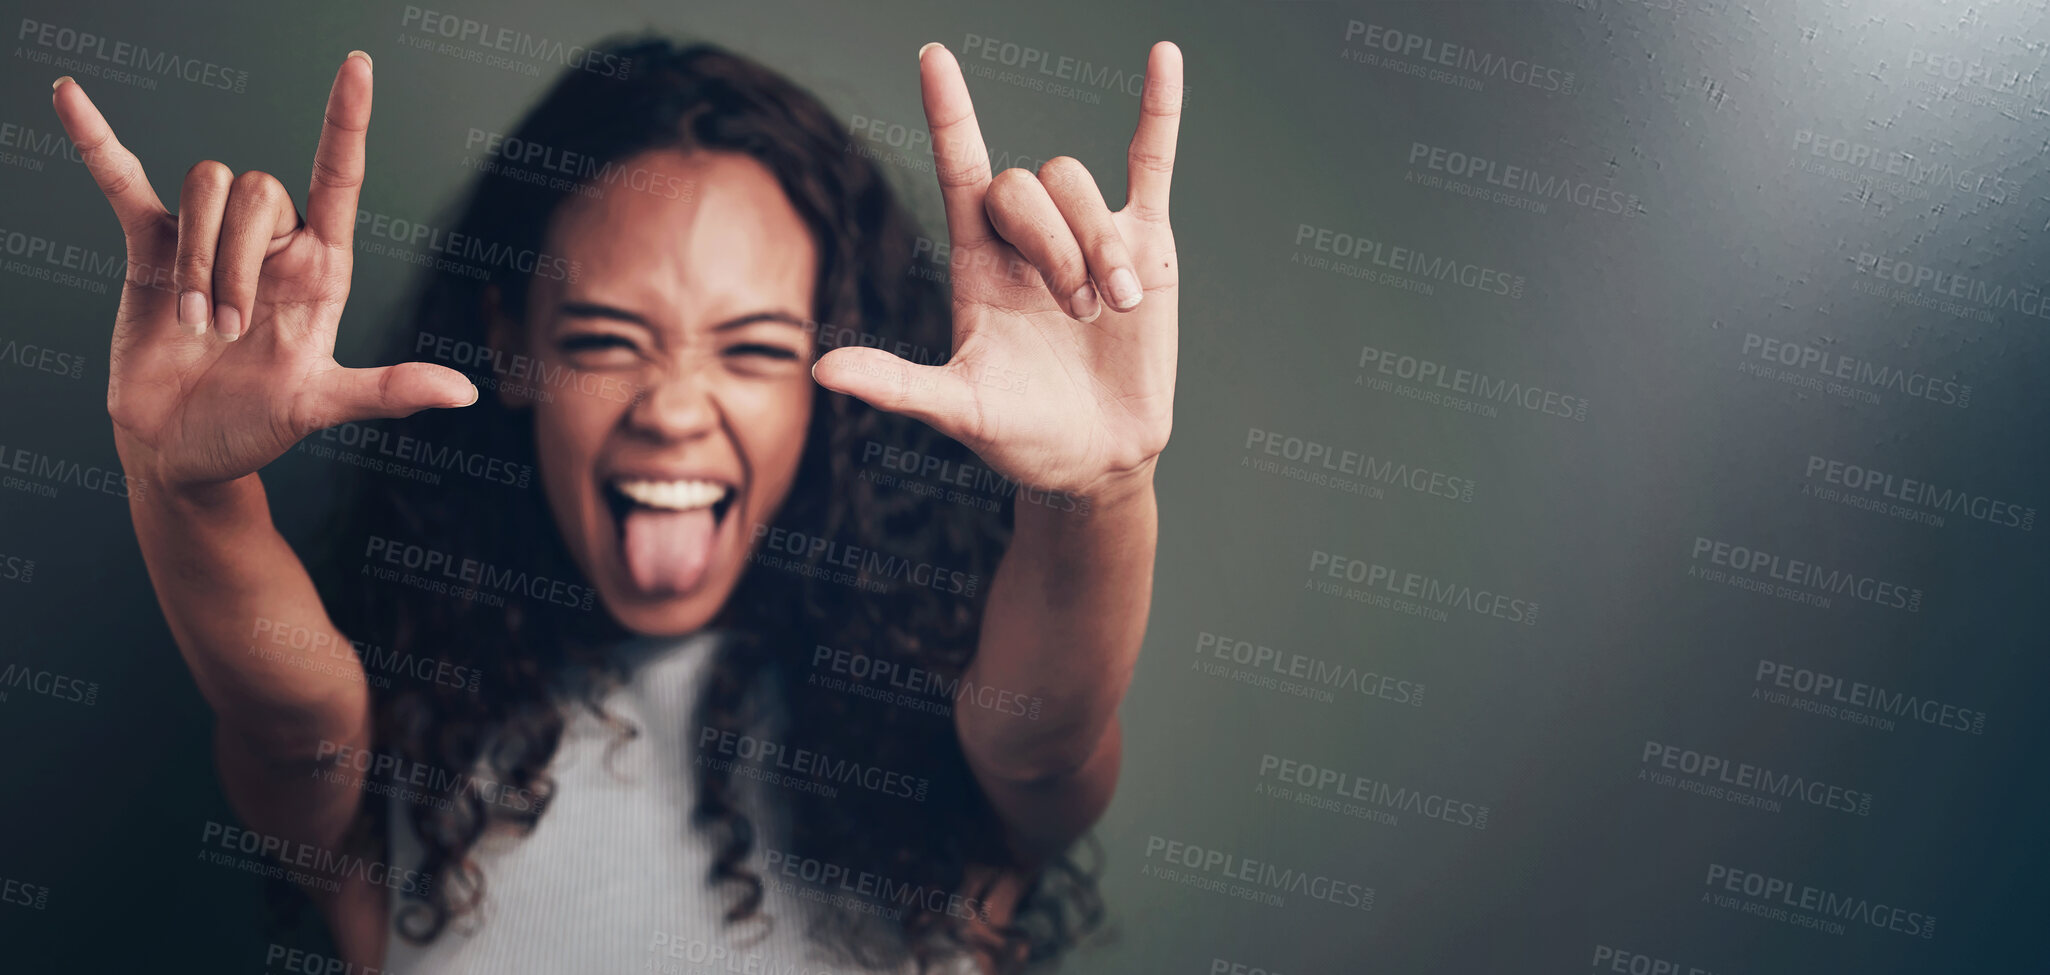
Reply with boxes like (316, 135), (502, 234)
(603, 477), (738, 597)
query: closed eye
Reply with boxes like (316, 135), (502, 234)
(727, 343), (800, 360)
(559, 334), (637, 353)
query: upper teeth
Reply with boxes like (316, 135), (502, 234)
(615, 479), (727, 511)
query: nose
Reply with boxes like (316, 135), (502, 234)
(623, 356), (721, 442)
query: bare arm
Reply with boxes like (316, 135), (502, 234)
(52, 55), (475, 880)
(127, 472), (371, 848)
(956, 471), (1155, 855)
(811, 42), (1184, 858)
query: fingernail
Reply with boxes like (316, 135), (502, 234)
(51, 76), (74, 92)
(216, 305), (242, 342)
(178, 291), (208, 330)
(1107, 268), (1143, 310)
(456, 382), (479, 407)
(918, 42), (942, 63)
(347, 50), (372, 70)
(1071, 283), (1102, 322)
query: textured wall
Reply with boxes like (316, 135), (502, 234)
(0, 0), (2043, 971)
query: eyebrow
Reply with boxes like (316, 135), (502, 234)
(556, 301), (811, 332)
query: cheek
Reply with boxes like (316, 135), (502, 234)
(733, 380), (816, 494)
(533, 392), (626, 495)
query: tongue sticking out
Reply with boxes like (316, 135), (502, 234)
(621, 506), (717, 596)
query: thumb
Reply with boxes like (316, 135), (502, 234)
(308, 361), (480, 427)
(812, 347), (979, 436)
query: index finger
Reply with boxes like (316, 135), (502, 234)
(305, 51), (374, 248)
(917, 42), (998, 250)
(1124, 42), (1184, 220)
(50, 78), (167, 237)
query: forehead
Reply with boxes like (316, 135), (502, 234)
(540, 148), (819, 318)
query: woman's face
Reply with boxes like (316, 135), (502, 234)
(500, 148), (819, 635)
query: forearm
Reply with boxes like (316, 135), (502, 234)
(958, 466), (1157, 783)
(124, 439), (369, 762)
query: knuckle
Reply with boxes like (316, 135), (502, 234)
(310, 154), (362, 191)
(989, 167), (1038, 195)
(1045, 249), (1087, 288)
(97, 158), (141, 199)
(935, 146), (991, 188)
(1130, 147), (1175, 176)
(212, 262), (255, 297)
(184, 159), (232, 188)
(230, 168), (284, 201)
(175, 251), (213, 282)
(1036, 155), (1087, 186)
(322, 107), (368, 136)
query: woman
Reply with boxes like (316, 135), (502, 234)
(51, 33), (1181, 975)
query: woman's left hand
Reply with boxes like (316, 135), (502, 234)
(812, 41), (1184, 504)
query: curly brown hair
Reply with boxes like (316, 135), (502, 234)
(298, 34), (1104, 974)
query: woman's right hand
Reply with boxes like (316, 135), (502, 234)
(51, 52), (478, 492)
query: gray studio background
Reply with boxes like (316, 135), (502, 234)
(2, 0), (2046, 971)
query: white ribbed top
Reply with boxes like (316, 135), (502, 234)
(382, 630), (980, 974)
